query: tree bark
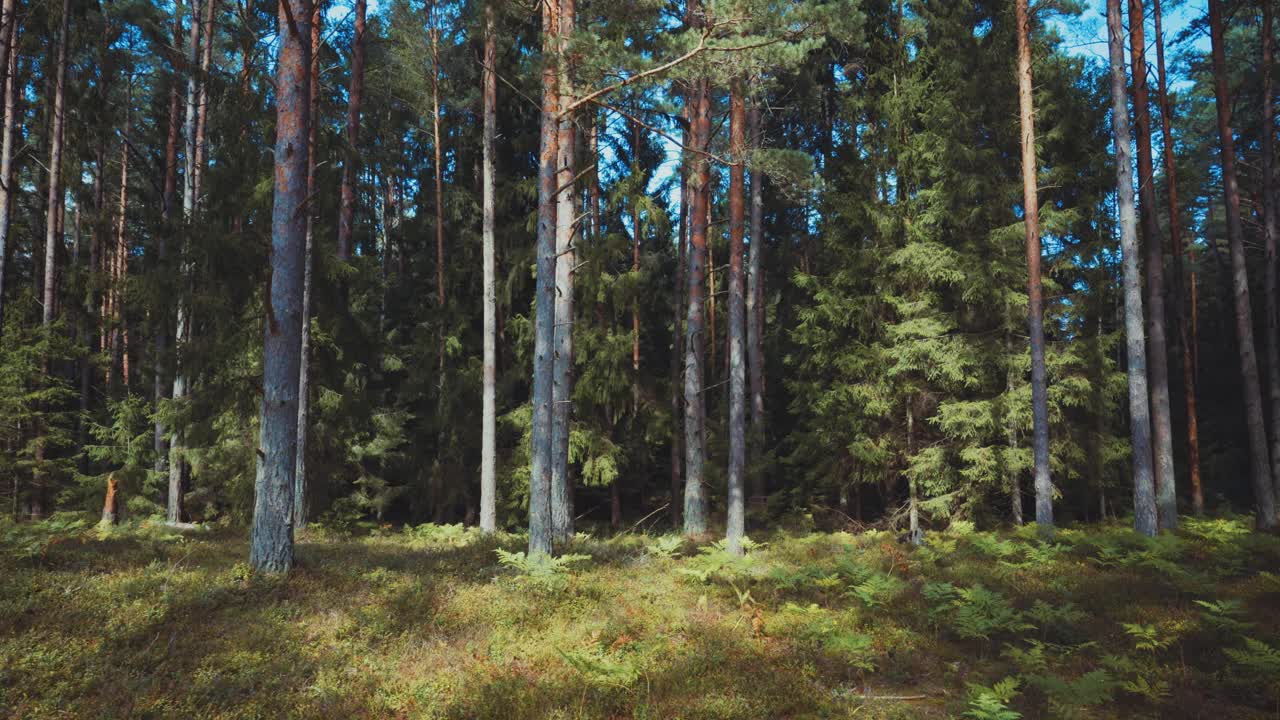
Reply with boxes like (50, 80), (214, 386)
(169, 0), (203, 524)
(726, 81), (747, 555)
(1208, 0), (1277, 528)
(101, 474), (120, 526)
(155, 1), (184, 479)
(550, 0), (576, 545)
(669, 110), (687, 530)
(1153, 0), (1201, 516)
(42, 0), (69, 331)
(1261, 0), (1280, 508)
(529, 0), (559, 557)
(683, 73), (710, 537)
(250, 0), (311, 573)
(480, 1), (498, 534)
(1016, 0), (1054, 530)
(335, 0), (366, 262)
(746, 104), (765, 507)
(295, 0), (321, 529)
(193, 0), (215, 206)
(1128, 0), (1177, 530)
(0, 0), (16, 338)
(1106, 0), (1158, 537)
(430, 12), (449, 525)
(111, 87), (132, 387)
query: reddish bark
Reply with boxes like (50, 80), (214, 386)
(1016, 0), (1053, 529)
(1207, 0), (1276, 527)
(336, 0), (366, 262)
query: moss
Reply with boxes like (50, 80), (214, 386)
(2, 517), (1277, 718)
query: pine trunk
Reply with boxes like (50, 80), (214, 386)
(1208, 0), (1278, 528)
(335, 0), (366, 262)
(479, 2), (498, 533)
(669, 115), (687, 530)
(1153, 0), (1201, 515)
(192, 0), (214, 204)
(112, 91), (131, 387)
(0, 0), (16, 338)
(529, 0), (559, 557)
(747, 105), (766, 506)
(1016, 0), (1053, 530)
(1107, 0), (1158, 537)
(295, 0), (321, 529)
(1128, 0), (1177, 529)
(550, 0), (576, 544)
(1261, 0), (1280, 508)
(169, 0), (203, 524)
(42, 0), (69, 330)
(431, 17), (449, 525)
(250, 0), (311, 573)
(154, 2), (183, 479)
(682, 74), (710, 537)
(726, 82), (747, 556)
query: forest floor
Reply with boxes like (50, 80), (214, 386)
(2, 514), (1279, 719)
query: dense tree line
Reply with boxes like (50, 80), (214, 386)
(3, 0), (1280, 570)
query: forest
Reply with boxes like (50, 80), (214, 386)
(3, 0), (1280, 716)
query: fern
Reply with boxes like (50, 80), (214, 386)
(846, 572), (906, 609)
(963, 677), (1021, 720)
(953, 585), (1031, 642)
(495, 549), (590, 592)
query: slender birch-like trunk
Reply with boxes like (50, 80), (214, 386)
(479, 1), (498, 533)
(1128, 0), (1177, 529)
(1107, 0), (1158, 536)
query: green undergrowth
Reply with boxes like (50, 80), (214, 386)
(2, 515), (1278, 719)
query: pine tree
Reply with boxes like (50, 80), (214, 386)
(1106, 0), (1157, 537)
(250, 0), (311, 573)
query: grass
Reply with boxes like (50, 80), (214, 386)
(2, 515), (1279, 719)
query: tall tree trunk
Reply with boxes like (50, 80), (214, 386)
(169, 0), (203, 524)
(251, 0), (311, 573)
(1153, 0), (1201, 516)
(1262, 0), (1280, 508)
(479, 1), (497, 534)
(295, 0), (321, 529)
(193, 0), (215, 205)
(528, 0), (559, 557)
(550, 0), (576, 544)
(42, 0), (69, 331)
(683, 73), (710, 537)
(335, 0), (366, 262)
(430, 15), (449, 524)
(1129, 0), (1177, 529)
(746, 104), (765, 506)
(0, 0), (16, 338)
(1016, 0), (1054, 530)
(631, 117), (642, 418)
(35, 0), (70, 516)
(726, 81), (747, 555)
(112, 87), (132, 387)
(1107, 0), (1158, 537)
(1208, 0), (1278, 528)
(669, 112), (687, 530)
(155, 2), (184, 479)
